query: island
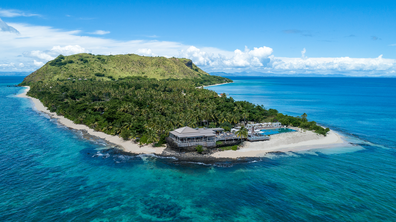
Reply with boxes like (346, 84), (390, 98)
(18, 53), (347, 162)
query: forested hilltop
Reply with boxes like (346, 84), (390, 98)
(21, 53), (220, 84)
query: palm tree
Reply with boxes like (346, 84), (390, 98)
(301, 113), (308, 122)
(242, 112), (249, 126)
(146, 128), (159, 144)
(236, 126), (248, 140)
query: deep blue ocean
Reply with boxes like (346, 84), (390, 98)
(1, 76), (396, 221)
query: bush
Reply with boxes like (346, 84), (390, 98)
(95, 73), (105, 77)
(120, 129), (131, 140)
(50, 55), (68, 67)
(220, 145), (238, 151)
(220, 122), (232, 132)
(208, 122), (216, 128)
(140, 135), (148, 145)
(196, 145), (203, 153)
(158, 134), (167, 145)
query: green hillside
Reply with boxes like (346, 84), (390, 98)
(22, 53), (217, 84)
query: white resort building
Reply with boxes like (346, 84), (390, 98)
(168, 127), (224, 148)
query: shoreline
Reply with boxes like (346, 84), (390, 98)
(205, 82), (231, 87)
(17, 86), (350, 161)
(16, 86), (165, 155)
(202, 82), (232, 88)
(211, 128), (350, 158)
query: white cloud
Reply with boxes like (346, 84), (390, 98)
(1, 21), (395, 76)
(180, 46), (273, 68)
(136, 48), (156, 56)
(23, 45), (88, 66)
(0, 18), (20, 34)
(269, 55), (395, 72)
(89, 30), (110, 35)
(0, 8), (40, 17)
(180, 46), (218, 66)
(51, 45), (88, 55)
(0, 63), (14, 67)
(25, 50), (55, 61)
(33, 60), (44, 67)
(301, 48), (306, 59)
(224, 46), (273, 67)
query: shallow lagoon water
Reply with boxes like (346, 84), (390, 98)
(1, 76), (396, 221)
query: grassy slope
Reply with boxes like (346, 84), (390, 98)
(22, 53), (212, 84)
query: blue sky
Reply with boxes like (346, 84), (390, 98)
(1, 0), (396, 76)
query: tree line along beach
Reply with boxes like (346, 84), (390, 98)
(15, 53), (350, 161)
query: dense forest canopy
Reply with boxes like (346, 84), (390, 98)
(20, 53), (328, 145)
(21, 76), (329, 145)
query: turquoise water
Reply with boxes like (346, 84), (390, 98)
(260, 128), (296, 136)
(1, 76), (396, 221)
(208, 77), (396, 149)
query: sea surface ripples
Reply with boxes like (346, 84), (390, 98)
(1, 76), (396, 221)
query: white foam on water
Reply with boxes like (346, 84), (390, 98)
(92, 151), (110, 158)
(186, 161), (212, 166)
(264, 152), (300, 159)
(137, 153), (178, 161)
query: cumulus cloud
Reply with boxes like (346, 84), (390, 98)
(23, 45), (88, 62)
(0, 8), (40, 17)
(51, 45), (88, 54)
(0, 21), (395, 76)
(0, 22), (186, 72)
(180, 46), (218, 66)
(33, 60), (44, 67)
(136, 48), (156, 56)
(180, 46), (273, 68)
(269, 55), (395, 73)
(24, 50), (55, 61)
(89, 30), (110, 35)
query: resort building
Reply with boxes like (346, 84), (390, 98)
(168, 127), (224, 148)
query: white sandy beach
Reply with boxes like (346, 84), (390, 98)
(17, 87), (165, 155)
(196, 82), (232, 90)
(18, 86), (348, 159)
(204, 82), (231, 87)
(211, 128), (349, 158)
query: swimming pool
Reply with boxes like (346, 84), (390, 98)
(259, 128), (296, 135)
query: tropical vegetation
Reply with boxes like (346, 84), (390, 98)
(22, 53), (224, 84)
(19, 54), (329, 146)
(235, 126), (249, 140)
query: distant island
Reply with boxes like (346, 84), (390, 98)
(18, 53), (343, 161)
